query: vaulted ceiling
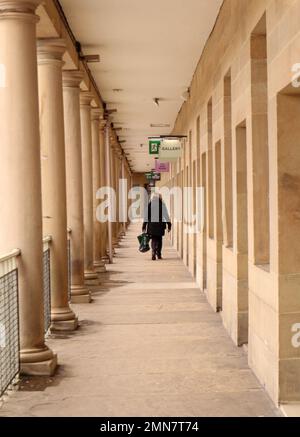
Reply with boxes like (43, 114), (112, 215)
(60, 0), (223, 172)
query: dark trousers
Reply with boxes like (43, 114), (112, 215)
(151, 236), (163, 256)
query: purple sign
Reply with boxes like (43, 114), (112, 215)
(155, 160), (170, 173)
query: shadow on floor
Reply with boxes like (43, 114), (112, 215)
(99, 270), (126, 275)
(47, 319), (104, 341)
(19, 370), (62, 392)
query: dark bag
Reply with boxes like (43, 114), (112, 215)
(137, 233), (150, 253)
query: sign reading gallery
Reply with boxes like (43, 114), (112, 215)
(159, 139), (182, 161)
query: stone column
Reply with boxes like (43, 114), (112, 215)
(105, 123), (114, 263)
(126, 165), (132, 230)
(100, 121), (109, 263)
(37, 39), (78, 331)
(113, 150), (119, 244)
(121, 155), (127, 235)
(63, 71), (91, 303)
(80, 92), (99, 283)
(111, 146), (118, 248)
(116, 152), (122, 238)
(63, 70), (91, 303)
(91, 109), (106, 273)
(0, 0), (57, 375)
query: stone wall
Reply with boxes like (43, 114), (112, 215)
(160, 0), (300, 404)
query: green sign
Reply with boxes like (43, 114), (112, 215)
(149, 140), (161, 155)
(145, 172), (153, 180)
(151, 172), (161, 181)
(145, 171), (161, 181)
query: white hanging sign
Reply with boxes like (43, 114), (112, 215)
(159, 139), (182, 161)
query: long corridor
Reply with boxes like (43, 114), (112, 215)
(0, 224), (280, 417)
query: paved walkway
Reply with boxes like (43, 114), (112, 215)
(0, 224), (280, 417)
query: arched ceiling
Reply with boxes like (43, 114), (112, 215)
(60, 0), (223, 172)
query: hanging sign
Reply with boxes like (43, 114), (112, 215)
(145, 172), (153, 180)
(159, 139), (182, 161)
(145, 171), (161, 181)
(149, 140), (161, 155)
(155, 160), (170, 173)
(151, 172), (161, 181)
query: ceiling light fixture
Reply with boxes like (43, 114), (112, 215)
(150, 123), (170, 128)
(181, 88), (190, 102)
(153, 98), (160, 107)
(83, 54), (100, 63)
(106, 109), (117, 115)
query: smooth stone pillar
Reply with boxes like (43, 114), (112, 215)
(121, 155), (127, 236)
(111, 147), (119, 249)
(105, 123), (114, 263)
(0, 0), (57, 375)
(80, 92), (99, 284)
(100, 121), (109, 264)
(37, 38), (78, 331)
(63, 71), (91, 303)
(91, 109), (106, 273)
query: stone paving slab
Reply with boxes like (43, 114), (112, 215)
(0, 224), (281, 417)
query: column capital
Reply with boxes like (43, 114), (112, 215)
(0, 0), (40, 11)
(62, 70), (84, 89)
(80, 91), (94, 107)
(91, 108), (103, 122)
(37, 38), (66, 64)
(0, 0), (41, 21)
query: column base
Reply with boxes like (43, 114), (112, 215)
(70, 284), (91, 304)
(94, 261), (106, 273)
(50, 317), (78, 332)
(21, 355), (57, 377)
(84, 270), (98, 280)
(20, 347), (57, 377)
(85, 270), (100, 285)
(85, 278), (100, 286)
(51, 306), (77, 318)
(71, 293), (92, 304)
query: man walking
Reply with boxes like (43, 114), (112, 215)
(142, 193), (172, 260)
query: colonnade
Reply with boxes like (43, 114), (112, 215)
(0, 0), (132, 375)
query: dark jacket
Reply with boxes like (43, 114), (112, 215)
(142, 198), (172, 237)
